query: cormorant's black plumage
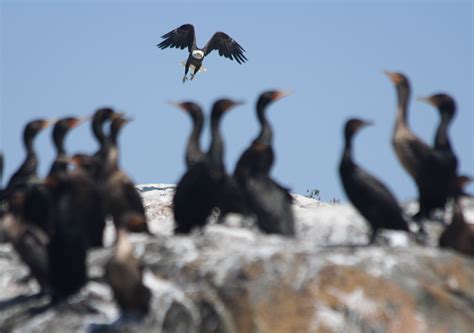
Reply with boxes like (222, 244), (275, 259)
(172, 100), (244, 233)
(386, 71), (455, 221)
(105, 228), (151, 317)
(234, 90), (295, 236)
(339, 118), (410, 244)
(439, 177), (474, 255)
(48, 117), (84, 178)
(105, 117), (149, 233)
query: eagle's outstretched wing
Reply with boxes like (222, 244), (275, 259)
(158, 24), (196, 53)
(202, 32), (247, 64)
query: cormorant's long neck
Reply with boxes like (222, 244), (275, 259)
(24, 130), (36, 156)
(208, 114), (224, 168)
(342, 135), (353, 164)
(53, 131), (67, 157)
(93, 119), (106, 147)
(434, 113), (452, 151)
(395, 84), (410, 128)
(106, 129), (120, 173)
(186, 113), (204, 167)
(256, 103), (272, 145)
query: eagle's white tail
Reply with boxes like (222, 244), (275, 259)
(180, 61), (207, 73)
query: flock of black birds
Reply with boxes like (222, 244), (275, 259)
(0, 23), (472, 328)
(340, 72), (472, 252)
(0, 110), (152, 321)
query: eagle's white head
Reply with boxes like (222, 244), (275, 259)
(192, 50), (204, 60)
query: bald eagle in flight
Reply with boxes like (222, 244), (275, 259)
(158, 24), (247, 83)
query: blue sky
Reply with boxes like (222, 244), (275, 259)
(1, 0), (472, 202)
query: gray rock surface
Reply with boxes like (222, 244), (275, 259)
(1, 184), (473, 332)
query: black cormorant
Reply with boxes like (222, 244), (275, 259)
(233, 90), (295, 236)
(3, 119), (51, 195)
(2, 119), (53, 234)
(105, 117), (149, 233)
(48, 117), (85, 177)
(439, 176), (474, 255)
(385, 71), (453, 221)
(339, 118), (411, 244)
(173, 99), (243, 233)
(158, 24), (247, 83)
(1, 191), (49, 291)
(418, 93), (458, 199)
(104, 227), (151, 317)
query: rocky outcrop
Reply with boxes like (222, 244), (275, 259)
(0, 184), (473, 332)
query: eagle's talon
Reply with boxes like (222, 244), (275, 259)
(182, 76), (188, 83)
(190, 74), (195, 81)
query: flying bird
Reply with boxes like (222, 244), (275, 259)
(158, 24), (247, 83)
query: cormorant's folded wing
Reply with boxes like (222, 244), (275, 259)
(203, 32), (247, 64)
(158, 24), (196, 52)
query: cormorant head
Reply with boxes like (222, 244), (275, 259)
(93, 108), (115, 124)
(211, 99), (244, 118)
(110, 115), (132, 140)
(192, 50), (205, 59)
(168, 101), (203, 120)
(256, 90), (291, 111)
(53, 116), (85, 138)
(418, 93), (456, 118)
(344, 118), (373, 142)
(24, 119), (52, 140)
(384, 71), (410, 90)
(92, 108), (124, 141)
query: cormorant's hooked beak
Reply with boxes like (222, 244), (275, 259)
(383, 70), (400, 84)
(232, 100), (245, 107)
(416, 96), (434, 106)
(273, 90), (292, 101)
(167, 101), (187, 112)
(68, 116), (89, 128)
(110, 112), (126, 120)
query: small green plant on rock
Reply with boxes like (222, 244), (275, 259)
(305, 189), (320, 200)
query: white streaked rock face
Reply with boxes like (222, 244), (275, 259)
(1, 183), (473, 333)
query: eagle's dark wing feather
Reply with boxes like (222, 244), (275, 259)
(202, 32), (247, 64)
(157, 24), (196, 52)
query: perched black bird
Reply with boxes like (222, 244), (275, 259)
(234, 90), (295, 236)
(3, 119), (51, 195)
(50, 154), (104, 248)
(48, 117), (85, 178)
(172, 99), (242, 233)
(47, 157), (91, 301)
(158, 24), (247, 83)
(89, 108), (122, 180)
(2, 119), (54, 234)
(105, 117), (149, 233)
(385, 71), (455, 221)
(439, 176), (474, 256)
(105, 227), (151, 318)
(418, 93), (458, 198)
(1, 191), (50, 291)
(339, 119), (411, 244)
(205, 99), (248, 218)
